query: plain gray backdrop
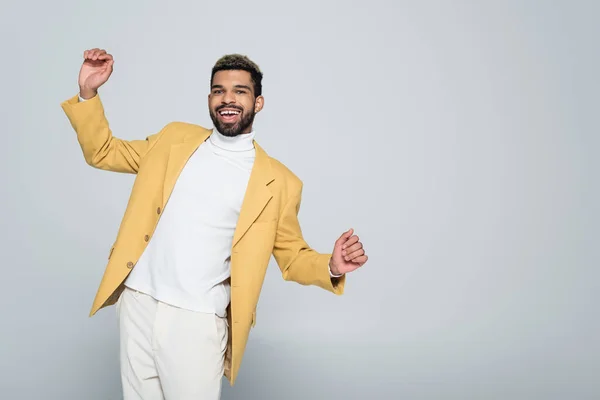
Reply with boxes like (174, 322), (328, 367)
(1, 0), (598, 399)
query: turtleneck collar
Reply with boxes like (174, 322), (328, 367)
(209, 128), (256, 152)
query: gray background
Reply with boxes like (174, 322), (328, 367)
(1, 0), (598, 399)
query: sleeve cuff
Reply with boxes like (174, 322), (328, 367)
(78, 93), (96, 102)
(328, 263), (344, 278)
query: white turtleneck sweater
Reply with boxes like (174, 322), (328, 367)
(124, 129), (256, 317)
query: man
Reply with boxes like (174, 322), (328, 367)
(61, 48), (368, 399)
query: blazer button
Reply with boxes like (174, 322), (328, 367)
(156, 207), (161, 214)
(127, 262), (134, 269)
(144, 235), (150, 242)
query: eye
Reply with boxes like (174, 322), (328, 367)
(236, 90), (246, 94)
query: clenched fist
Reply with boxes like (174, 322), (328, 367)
(329, 228), (368, 276)
(79, 48), (114, 100)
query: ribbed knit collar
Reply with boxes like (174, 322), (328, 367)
(209, 129), (256, 152)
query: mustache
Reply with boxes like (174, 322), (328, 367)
(216, 105), (243, 112)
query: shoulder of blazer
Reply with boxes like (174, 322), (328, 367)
(266, 155), (303, 193)
(158, 121), (213, 144)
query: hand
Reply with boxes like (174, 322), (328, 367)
(329, 228), (368, 276)
(78, 48), (114, 99)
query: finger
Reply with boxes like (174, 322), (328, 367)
(342, 235), (359, 250)
(98, 53), (113, 61)
(335, 228), (354, 246)
(86, 48), (99, 59)
(342, 241), (362, 255)
(90, 48), (101, 60)
(345, 248), (364, 261)
(84, 49), (97, 59)
(352, 255), (368, 265)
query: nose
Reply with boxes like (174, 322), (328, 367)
(222, 90), (236, 104)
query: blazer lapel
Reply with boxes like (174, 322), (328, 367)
(232, 142), (275, 248)
(162, 129), (274, 248)
(163, 128), (211, 206)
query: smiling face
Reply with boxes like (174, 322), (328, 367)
(208, 70), (264, 137)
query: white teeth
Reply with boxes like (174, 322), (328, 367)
(220, 110), (240, 115)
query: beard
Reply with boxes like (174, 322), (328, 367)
(209, 104), (256, 137)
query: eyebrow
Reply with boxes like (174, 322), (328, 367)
(234, 85), (252, 91)
(211, 84), (252, 92)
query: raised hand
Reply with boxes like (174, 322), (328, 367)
(329, 228), (368, 276)
(78, 48), (114, 99)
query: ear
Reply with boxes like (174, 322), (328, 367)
(254, 95), (264, 113)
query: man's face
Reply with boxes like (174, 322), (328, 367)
(208, 70), (264, 137)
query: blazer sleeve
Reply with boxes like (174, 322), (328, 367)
(60, 93), (166, 174)
(272, 185), (345, 295)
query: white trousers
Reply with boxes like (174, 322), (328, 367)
(116, 287), (228, 400)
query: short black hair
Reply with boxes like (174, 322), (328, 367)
(211, 54), (263, 97)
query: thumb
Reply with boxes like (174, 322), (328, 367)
(101, 59), (114, 79)
(336, 228), (354, 246)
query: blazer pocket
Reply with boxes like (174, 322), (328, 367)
(251, 219), (277, 230)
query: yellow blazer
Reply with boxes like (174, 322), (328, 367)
(60, 93), (345, 385)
